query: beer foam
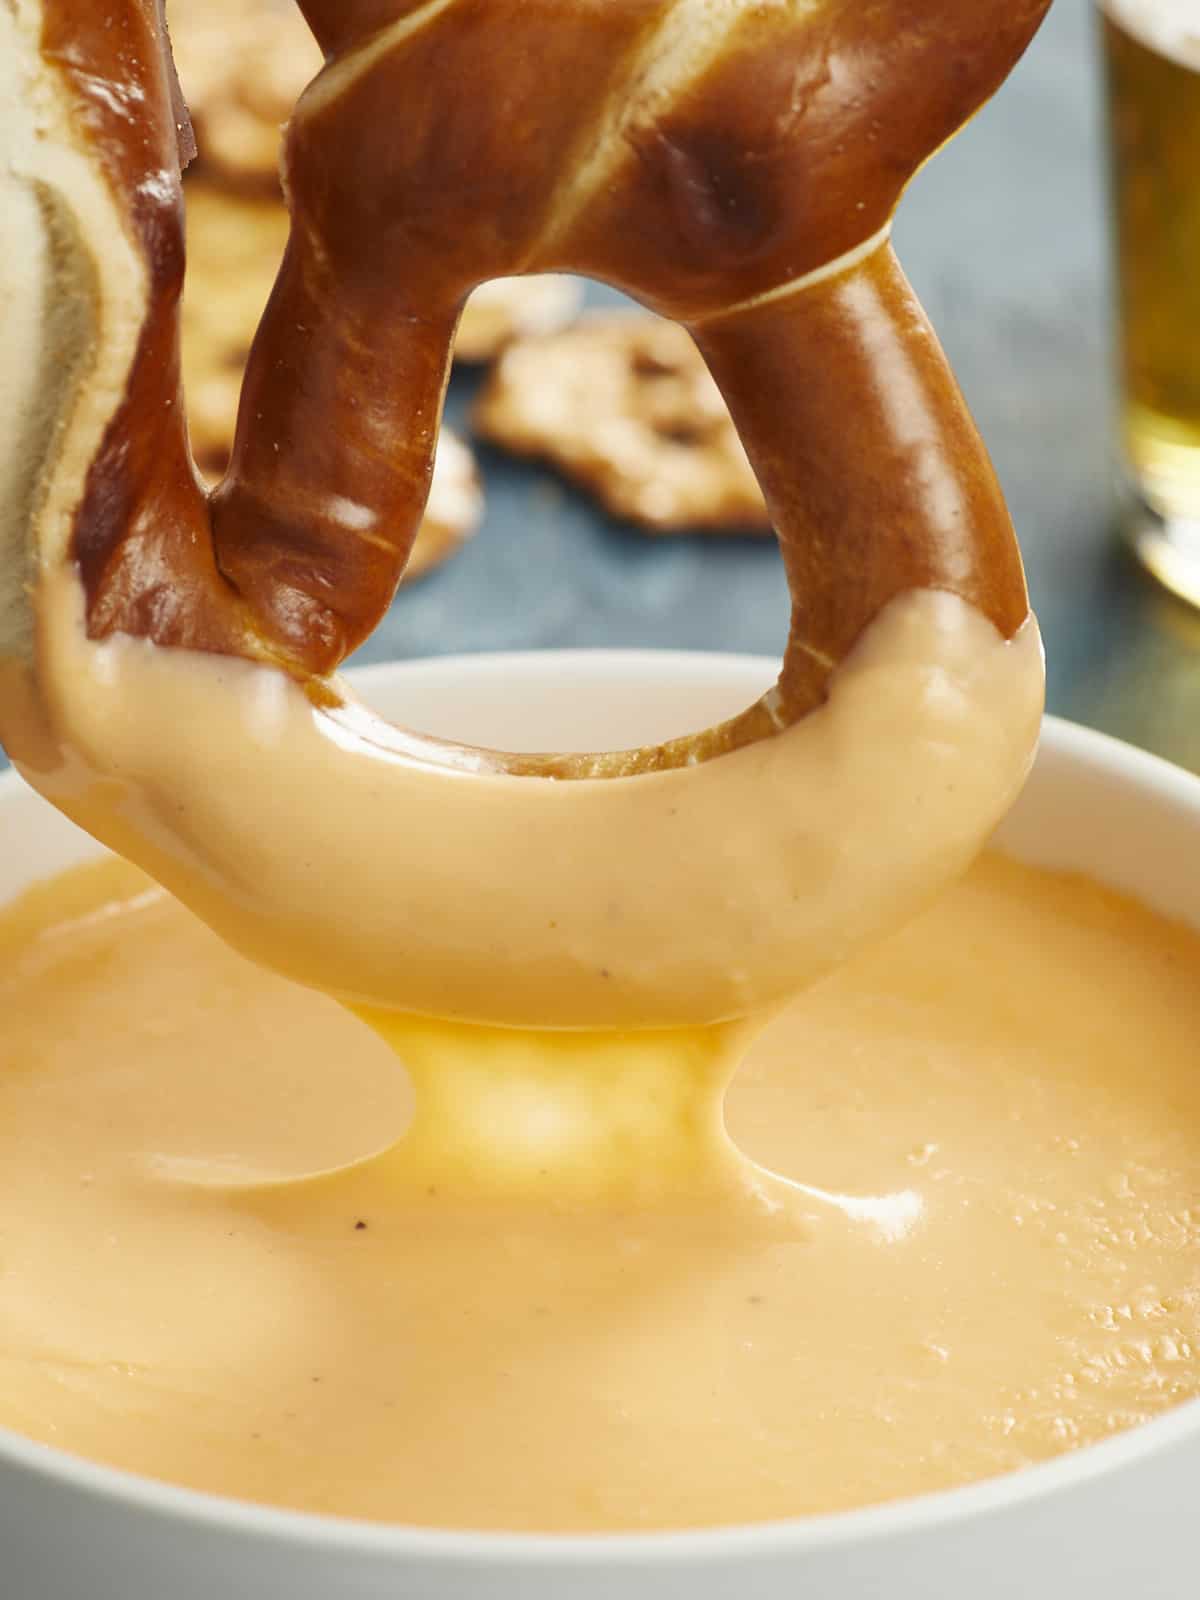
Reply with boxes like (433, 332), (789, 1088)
(1104, 0), (1200, 69)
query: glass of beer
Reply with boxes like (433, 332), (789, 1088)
(1100, 0), (1200, 605)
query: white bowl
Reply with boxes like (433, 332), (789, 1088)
(2, 650), (1199, 1599)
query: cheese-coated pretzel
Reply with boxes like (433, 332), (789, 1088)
(49, 0), (1049, 775)
(0, 0), (1048, 1026)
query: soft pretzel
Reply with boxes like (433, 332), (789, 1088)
(37, 0), (1047, 738)
(0, 0), (1048, 1026)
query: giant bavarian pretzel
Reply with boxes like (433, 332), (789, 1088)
(0, 0), (1050, 1024)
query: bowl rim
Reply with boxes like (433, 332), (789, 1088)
(2, 650), (1199, 1566)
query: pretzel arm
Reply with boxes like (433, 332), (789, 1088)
(215, 0), (667, 673)
(210, 234), (459, 672)
(41, 0), (467, 675)
(692, 244), (1029, 721)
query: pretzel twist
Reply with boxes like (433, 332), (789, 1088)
(49, 0), (1049, 776)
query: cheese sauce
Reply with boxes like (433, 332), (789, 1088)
(1, 851), (1198, 1532)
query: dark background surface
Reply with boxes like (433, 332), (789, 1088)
(361, 0), (1199, 776)
(11, 0), (1199, 775)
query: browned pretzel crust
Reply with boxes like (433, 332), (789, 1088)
(51, 0), (1049, 763)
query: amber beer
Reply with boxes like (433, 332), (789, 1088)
(1101, 0), (1200, 597)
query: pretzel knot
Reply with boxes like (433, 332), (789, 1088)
(0, 0), (1049, 1024)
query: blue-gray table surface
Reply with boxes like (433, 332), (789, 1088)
(7, 0), (1198, 775)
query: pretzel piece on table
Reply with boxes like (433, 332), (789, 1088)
(474, 313), (771, 535)
(166, 0), (318, 196)
(0, 0), (1050, 1025)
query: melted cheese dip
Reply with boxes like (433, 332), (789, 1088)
(1, 851), (1198, 1531)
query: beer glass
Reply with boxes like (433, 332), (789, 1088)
(1100, 0), (1200, 604)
